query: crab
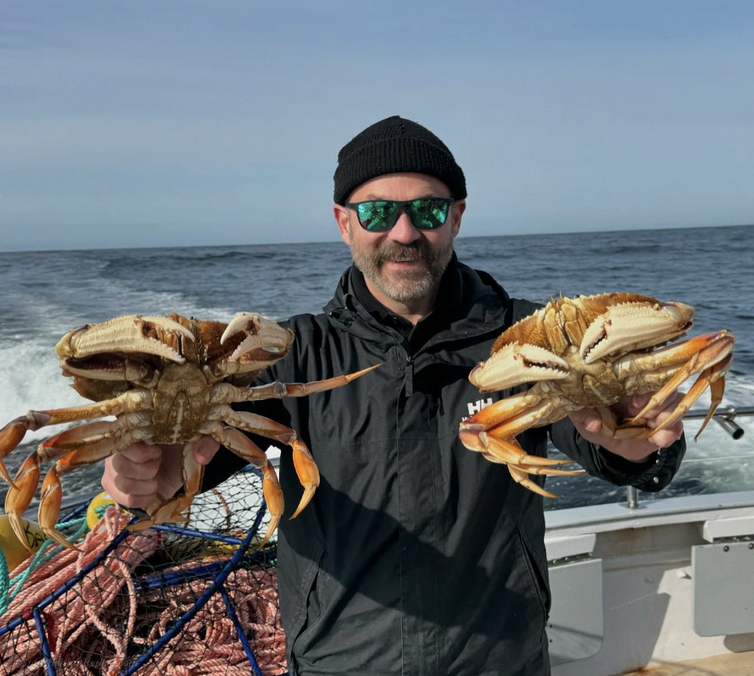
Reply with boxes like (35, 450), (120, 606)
(459, 292), (735, 497)
(0, 313), (378, 550)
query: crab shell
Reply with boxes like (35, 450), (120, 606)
(0, 313), (378, 550)
(459, 292), (735, 497)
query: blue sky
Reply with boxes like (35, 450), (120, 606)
(1, 1), (752, 251)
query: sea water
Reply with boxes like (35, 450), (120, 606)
(0, 225), (752, 510)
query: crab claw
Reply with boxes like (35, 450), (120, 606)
(216, 313), (295, 374)
(56, 315), (194, 364)
(469, 343), (570, 392)
(580, 297), (694, 364)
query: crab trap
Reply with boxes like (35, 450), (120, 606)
(0, 467), (287, 676)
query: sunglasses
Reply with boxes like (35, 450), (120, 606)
(345, 197), (455, 232)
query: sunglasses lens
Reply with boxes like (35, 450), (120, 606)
(356, 201), (400, 232)
(351, 198), (453, 231)
(408, 198), (451, 230)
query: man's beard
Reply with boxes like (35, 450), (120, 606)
(349, 237), (454, 303)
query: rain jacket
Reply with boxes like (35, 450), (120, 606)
(204, 259), (685, 676)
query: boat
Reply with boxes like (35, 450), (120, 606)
(549, 405), (754, 676)
(1, 407), (752, 675)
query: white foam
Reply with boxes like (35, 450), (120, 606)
(0, 339), (82, 444)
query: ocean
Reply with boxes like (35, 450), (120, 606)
(0, 224), (752, 511)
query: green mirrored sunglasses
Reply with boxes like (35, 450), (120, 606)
(345, 198), (455, 232)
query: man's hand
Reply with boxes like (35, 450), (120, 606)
(569, 392), (685, 463)
(101, 436), (220, 509)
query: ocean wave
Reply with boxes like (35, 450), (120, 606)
(100, 248), (278, 272)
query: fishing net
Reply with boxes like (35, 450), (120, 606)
(0, 468), (287, 676)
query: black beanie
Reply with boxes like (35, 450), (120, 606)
(333, 116), (467, 205)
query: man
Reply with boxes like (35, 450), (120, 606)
(103, 116), (685, 676)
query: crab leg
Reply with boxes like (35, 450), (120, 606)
(288, 440), (320, 518)
(37, 415), (152, 456)
(37, 464), (69, 549)
(507, 465), (556, 498)
(460, 387), (573, 465)
(461, 387), (548, 433)
(461, 427), (572, 468)
(632, 356), (731, 441)
(4, 454), (41, 550)
(5, 436), (128, 552)
(209, 364), (380, 405)
(690, 363), (730, 440)
(0, 421), (29, 486)
(625, 331), (734, 428)
(204, 422), (284, 548)
(459, 383), (584, 496)
(474, 437), (583, 498)
(206, 408), (321, 520)
(208, 406), (300, 443)
(0, 391), (150, 487)
(39, 432), (148, 549)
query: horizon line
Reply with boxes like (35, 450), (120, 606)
(1, 222), (751, 255)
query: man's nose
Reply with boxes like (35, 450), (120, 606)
(387, 209), (421, 244)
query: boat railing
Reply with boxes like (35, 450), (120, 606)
(624, 404), (754, 510)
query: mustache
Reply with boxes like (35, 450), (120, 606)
(374, 241), (431, 265)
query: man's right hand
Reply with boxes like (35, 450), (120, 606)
(101, 437), (220, 510)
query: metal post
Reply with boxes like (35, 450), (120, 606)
(714, 416), (745, 439)
(626, 486), (640, 510)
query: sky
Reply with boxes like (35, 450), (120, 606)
(1, 0), (753, 251)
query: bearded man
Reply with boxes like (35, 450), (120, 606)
(103, 116), (686, 676)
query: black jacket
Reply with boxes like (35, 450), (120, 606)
(205, 260), (685, 676)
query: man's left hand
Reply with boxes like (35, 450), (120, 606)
(569, 392), (685, 463)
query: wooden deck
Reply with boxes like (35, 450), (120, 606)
(623, 650), (754, 675)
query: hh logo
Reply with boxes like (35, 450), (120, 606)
(466, 398), (493, 418)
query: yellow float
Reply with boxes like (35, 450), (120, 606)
(0, 514), (45, 572)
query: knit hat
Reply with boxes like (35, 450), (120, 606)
(333, 116), (467, 205)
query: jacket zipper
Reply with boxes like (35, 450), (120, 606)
(404, 353), (414, 397)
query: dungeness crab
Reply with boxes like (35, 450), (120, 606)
(459, 293), (735, 496)
(0, 313), (377, 549)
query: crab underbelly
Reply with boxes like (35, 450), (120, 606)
(551, 358), (624, 409)
(617, 362), (685, 396)
(150, 364), (212, 444)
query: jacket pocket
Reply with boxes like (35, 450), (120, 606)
(515, 524), (552, 619)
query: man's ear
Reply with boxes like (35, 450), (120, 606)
(333, 204), (352, 245)
(450, 199), (466, 238)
